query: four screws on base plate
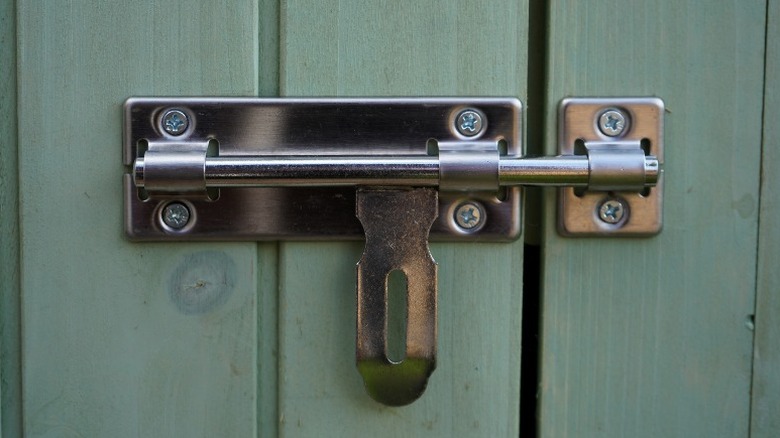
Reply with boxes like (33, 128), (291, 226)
(161, 109), (189, 136)
(454, 201), (485, 231)
(162, 202), (191, 230)
(598, 198), (626, 225)
(456, 109), (484, 137)
(598, 108), (628, 137)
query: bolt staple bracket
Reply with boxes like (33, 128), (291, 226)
(558, 97), (664, 236)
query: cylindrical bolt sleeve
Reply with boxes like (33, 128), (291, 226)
(587, 146), (647, 192)
(438, 140), (500, 192)
(140, 141), (210, 193)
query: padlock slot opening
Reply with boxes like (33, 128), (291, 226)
(386, 270), (408, 363)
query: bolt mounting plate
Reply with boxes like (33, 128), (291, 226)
(558, 97), (664, 236)
(124, 98), (523, 241)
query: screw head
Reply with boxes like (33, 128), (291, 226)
(161, 109), (189, 136)
(456, 110), (484, 137)
(598, 198), (626, 224)
(161, 202), (191, 230)
(454, 201), (485, 231)
(598, 109), (627, 137)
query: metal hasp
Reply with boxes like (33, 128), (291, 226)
(356, 188), (438, 406)
(123, 97), (664, 406)
(558, 98), (665, 235)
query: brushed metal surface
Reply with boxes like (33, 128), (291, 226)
(355, 188), (438, 406)
(124, 97), (662, 240)
(124, 97), (523, 241)
(558, 97), (665, 236)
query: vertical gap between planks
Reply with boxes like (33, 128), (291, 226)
(749, 0), (775, 436)
(520, 245), (541, 437)
(523, 0), (549, 246)
(520, 0), (550, 436)
(257, 0), (281, 435)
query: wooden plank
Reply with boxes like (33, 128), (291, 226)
(257, 244), (279, 438)
(277, 1), (527, 436)
(17, 2), (263, 436)
(258, 0), (280, 97)
(538, 1), (766, 436)
(751, 0), (780, 435)
(0, 0), (20, 435)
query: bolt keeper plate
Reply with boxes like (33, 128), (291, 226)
(558, 97), (664, 236)
(124, 98), (523, 241)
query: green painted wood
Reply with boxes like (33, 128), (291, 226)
(258, 0), (280, 97)
(751, 0), (780, 435)
(17, 2), (267, 436)
(538, 1), (766, 436)
(257, 243), (279, 438)
(277, 1), (526, 436)
(0, 0), (20, 435)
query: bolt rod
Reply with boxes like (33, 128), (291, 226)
(134, 155), (659, 188)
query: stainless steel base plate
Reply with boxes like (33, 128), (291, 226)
(124, 98), (523, 241)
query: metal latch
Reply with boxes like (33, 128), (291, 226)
(123, 97), (664, 405)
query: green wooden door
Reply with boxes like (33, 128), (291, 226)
(537, 1), (773, 437)
(2, 0), (778, 437)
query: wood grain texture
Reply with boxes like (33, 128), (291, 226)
(257, 244), (279, 438)
(17, 1), (262, 436)
(277, 1), (526, 436)
(751, 0), (780, 435)
(258, 0), (280, 96)
(538, 1), (766, 436)
(0, 0), (20, 435)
